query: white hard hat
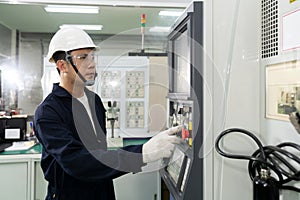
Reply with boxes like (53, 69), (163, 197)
(47, 27), (99, 62)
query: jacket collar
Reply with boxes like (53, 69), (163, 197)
(52, 83), (72, 98)
(52, 83), (94, 99)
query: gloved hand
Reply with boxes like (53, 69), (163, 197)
(142, 126), (182, 163)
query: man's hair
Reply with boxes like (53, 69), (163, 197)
(52, 51), (67, 74)
(52, 51), (67, 63)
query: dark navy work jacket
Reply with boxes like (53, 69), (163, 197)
(34, 83), (144, 200)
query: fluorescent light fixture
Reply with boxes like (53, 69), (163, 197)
(60, 24), (103, 31)
(44, 5), (99, 14)
(149, 26), (171, 33)
(159, 10), (183, 17)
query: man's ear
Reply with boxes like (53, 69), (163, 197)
(56, 60), (67, 73)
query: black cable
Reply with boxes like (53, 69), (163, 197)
(215, 128), (267, 167)
(215, 128), (300, 193)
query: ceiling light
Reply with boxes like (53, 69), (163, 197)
(149, 26), (170, 33)
(159, 10), (183, 17)
(59, 24), (103, 31)
(44, 5), (99, 14)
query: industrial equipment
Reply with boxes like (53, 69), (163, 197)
(159, 2), (204, 200)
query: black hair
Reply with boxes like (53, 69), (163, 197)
(52, 51), (67, 74)
(52, 51), (67, 63)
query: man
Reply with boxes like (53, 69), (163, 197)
(34, 27), (181, 200)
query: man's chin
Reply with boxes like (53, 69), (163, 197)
(85, 80), (95, 86)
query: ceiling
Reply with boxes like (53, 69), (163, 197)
(0, 0), (191, 35)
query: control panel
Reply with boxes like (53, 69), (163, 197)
(159, 1), (203, 200)
(169, 100), (193, 147)
(160, 98), (201, 200)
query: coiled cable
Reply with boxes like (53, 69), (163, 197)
(215, 128), (300, 193)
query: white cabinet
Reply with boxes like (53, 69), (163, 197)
(0, 154), (160, 200)
(0, 161), (29, 199)
(0, 155), (48, 200)
(114, 171), (160, 200)
(33, 160), (47, 200)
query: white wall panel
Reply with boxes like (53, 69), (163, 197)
(213, 1), (260, 200)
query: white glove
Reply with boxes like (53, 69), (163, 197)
(142, 126), (182, 163)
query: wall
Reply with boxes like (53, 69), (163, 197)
(0, 23), (12, 58)
(0, 24), (13, 111)
(212, 0), (260, 200)
(18, 36), (44, 114)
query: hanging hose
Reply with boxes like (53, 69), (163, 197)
(215, 127), (300, 199)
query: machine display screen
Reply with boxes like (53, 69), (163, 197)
(166, 147), (185, 185)
(172, 26), (191, 95)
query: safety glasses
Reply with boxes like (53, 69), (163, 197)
(66, 52), (97, 67)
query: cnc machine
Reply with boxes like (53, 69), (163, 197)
(160, 2), (204, 200)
